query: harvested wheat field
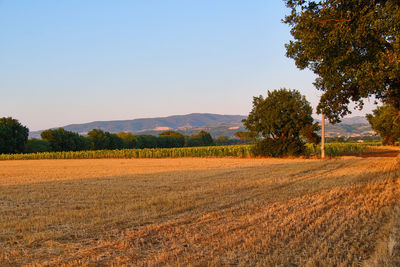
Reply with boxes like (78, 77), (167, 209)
(1, 156), (399, 266)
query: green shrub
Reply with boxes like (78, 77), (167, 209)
(253, 138), (305, 157)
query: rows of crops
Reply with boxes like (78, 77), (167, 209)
(0, 143), (381, 160)
(0, 145), (254, 160)
(307, 142), (381, 156)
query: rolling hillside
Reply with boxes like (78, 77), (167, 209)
(29, 113), (374, 138)
(29, 114), (247, 138)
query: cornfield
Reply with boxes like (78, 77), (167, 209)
(0, 143), (381, 160)
(0, 145), (254, 160)
(306, 142), (381, 156)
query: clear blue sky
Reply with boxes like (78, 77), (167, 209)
(0, 0), (375, 131)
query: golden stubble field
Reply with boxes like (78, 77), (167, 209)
(0, 156), (399, 266)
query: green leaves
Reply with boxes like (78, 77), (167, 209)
(284, 0), (400, 122)
(42, 128), (91, 152)
(367, 105), (400, 145)
(243, 88), (319, 156)
(0, 117), (29, 154)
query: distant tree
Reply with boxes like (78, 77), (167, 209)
(215, 135), (230, 146)
(24, 138), (52, 153)
(136, 135), (158, 149)
(87, 129), (109, 150)
(367, 105), (400, 145)
(186, 136), (203, 147)
(107, 133), (125, 149)
(41, 128), (89, 152)
(158, 131), (184, 137)
(196, 131), (214, 146)
(233, 131), (253, 143)
(158, 131), (185, 148)
(87, 129), (124, 150)
(243, 89), (320, 156)
(284, 0), (400, 123)
(0, 117), (29, 154)
(186, 131), (214, 147)
(117, 132), (138, 149)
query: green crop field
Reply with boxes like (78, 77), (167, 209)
(0, 143), (383, 160)
(307, 142), (382, 156)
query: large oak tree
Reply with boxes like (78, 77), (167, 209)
(243, 89), (320, 156)
(284, 0), (400, 122)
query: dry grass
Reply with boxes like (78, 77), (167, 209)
(0, 158), (308, 186)
(0, 156), (399, 266)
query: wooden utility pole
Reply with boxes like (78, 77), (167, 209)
(321, 113), (325, 159)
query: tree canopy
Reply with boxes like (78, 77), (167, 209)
(87, 129), (124, 150)
(41, 128), (90, 152)
(24, 138), (52, 153)
(367, 105), (400, 145)
(243, 89), (320, 156)
(215, 135), (230, 145)
(284, 0), (400, 122)
(195, 131), (214, 146)
(233, 131), (253, 143)
(0, 117), (29, 154)
(157, 131), (185, 148)
(158, 131), (184, 137)
(1, 120), (219, 153)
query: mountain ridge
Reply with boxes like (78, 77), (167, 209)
(29, 113), (247, 138)
(29, 113), (373, 139)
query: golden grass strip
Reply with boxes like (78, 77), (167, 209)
(0, 157), (399, 266)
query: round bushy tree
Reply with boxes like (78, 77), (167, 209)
(243, 89), (320, 156)
(367, 105), (400, 145)
(41, 128), (90, 152)
(0, 117), (29, 154)
(196, 131), (214, 146)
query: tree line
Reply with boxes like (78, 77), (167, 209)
(0, 118), (250, 154)
(37, 128), (217, 152)
(1, 97), (398, 156)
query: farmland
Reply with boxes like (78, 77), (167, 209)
(1, 154), (399, 266)
(0, 142), (383, 160)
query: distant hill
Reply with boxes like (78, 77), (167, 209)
(29, 114), (375, 139)
(324, 123), (374, 137)
(29, 113), (247, 138)
(317, 116), (374, 137)
(339, 116), (368, 125)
